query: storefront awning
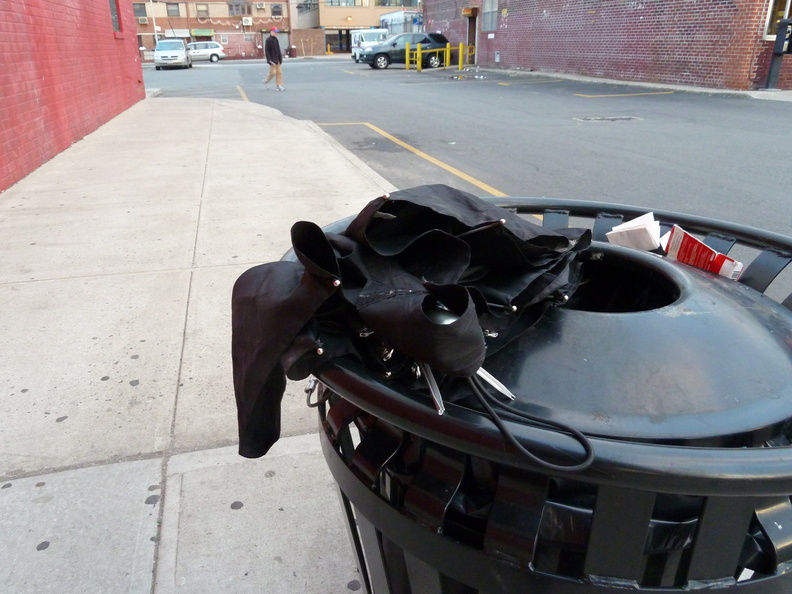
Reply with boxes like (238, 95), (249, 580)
(191, 29), (214, 36)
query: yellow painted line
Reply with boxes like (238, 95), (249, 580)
(318, 122), (507, 196)
(464, 79), (565, 86)
(512, 78), (565, 84)
(236, 85), (249, 101)
(366, 122), (507, 197)
(574, 91), (675, 98)
(527, 78), (565, 84)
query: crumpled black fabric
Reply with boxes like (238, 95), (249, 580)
(232, 184), (591, 458)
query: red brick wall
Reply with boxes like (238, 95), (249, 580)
(754, 41), (792, 88)
(0, 0), (145, 192)
(779, 60), (792, 87)
(427, 0), (791, 90)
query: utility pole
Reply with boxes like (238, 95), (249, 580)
(287, 0), (295, 55)
(149, 0), (159, 42)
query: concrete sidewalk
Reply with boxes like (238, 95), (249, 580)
(0, 98), (396, 593)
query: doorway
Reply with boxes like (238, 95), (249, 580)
(466, 15), (477, 65)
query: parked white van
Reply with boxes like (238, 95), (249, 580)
(187, 41), (226, 62)
(154, 39), (192, 70)
(351, 29), (389, 63)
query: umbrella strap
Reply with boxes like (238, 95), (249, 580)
(467, 376), (594, 472)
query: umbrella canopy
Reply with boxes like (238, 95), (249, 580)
(232, 185), (591, 458)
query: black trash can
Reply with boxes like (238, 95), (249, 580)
(313, 199), (792, 593)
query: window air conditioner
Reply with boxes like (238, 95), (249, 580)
(242, 16), (253, 26)
(137, 17), (149, 24)
(255, 2), (266, 8)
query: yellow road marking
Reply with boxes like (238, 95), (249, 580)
(236, 85), (249, 101)
(461, 78), (564, 86)
(521, 78), (565, 84)
(318, 122), (508, 197)
(574, 91), (675, 98)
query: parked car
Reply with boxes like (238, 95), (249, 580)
(154, 39), (192, 70)
(187, 41), (226, 63)
(359, 33), (450, 69)
(351, 28), (389, 63)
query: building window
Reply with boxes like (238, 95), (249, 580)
(108, 0), (121, 31)
(110, 0), (121, 32)
(482, 0), (497, 31)
(325, 0), (364, 5)
(765, 0), (792, 36)
(244, 33), (254, 42)
(220, 34), (229, 43)
(133, 3), (147, 17)
(271, 3), (283, 15)
(166, 2), (180, 16)
(228, 2), (252, 15)
(297, 1), (318, 13)
(195, 3), (209, 17)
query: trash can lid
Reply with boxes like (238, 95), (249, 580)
(482, 245), (792, 446)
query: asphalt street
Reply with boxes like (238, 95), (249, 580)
(144, 57), (791, 240)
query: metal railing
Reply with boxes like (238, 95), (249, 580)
(406, 42), (475, 71)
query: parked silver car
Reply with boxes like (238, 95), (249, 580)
(154, 39), (192, 70)
(187, 41), (226, 63)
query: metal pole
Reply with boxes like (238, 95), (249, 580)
(149, 0), (158, 43)
(766, 19), (791, 89)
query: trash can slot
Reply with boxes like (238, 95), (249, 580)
(325, 398), (364, 465)
(403, 445), (466, 530)
(534, 501), (592, 578)
(592, 213), (623, 241)
(483, 467), (549, 561)
(686, 496), (756, 582)
(351, 421), (403, 486)
(644, 517), (699, 587)
(584, 486), (656, 581)
(326, 396), (361, 437)
(355, 514), (392, 594)
(534, 478), (598, 578)
(739, 249), (792, 294)
(542, 209), (570, 231)
(403, 549), (472, 594)
(754, 497), (792, 566)
(702, 232), (737, 255)
(381, 537), (412, 593)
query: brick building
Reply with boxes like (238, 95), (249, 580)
(134, 0), (289, 59)
(132, 1), (422, 58)
(425, 0), (792, 90)
(1, 1), (145, 192)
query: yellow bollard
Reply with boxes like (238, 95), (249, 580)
(458, 43), (464, 70)
(405, 42), (410, 69)
(445, 43), (451, 68)
(416, 43), (422, 72)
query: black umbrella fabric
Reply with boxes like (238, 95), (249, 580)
(232, 185), (591, 459)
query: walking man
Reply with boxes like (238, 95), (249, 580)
(263, 28), (284, 91)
